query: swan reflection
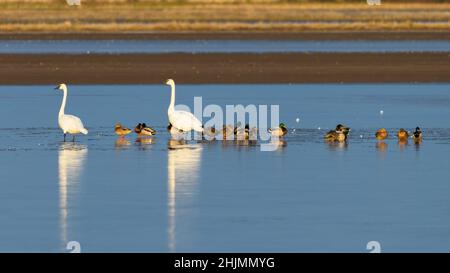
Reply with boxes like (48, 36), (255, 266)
(58, 142), (87, 250)
(167, 140), (202, 252)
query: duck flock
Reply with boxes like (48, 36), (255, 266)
(55, 79), (423, 145)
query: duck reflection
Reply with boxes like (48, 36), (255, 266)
(115, 137), (130, 149)
(135, 137), (154, 150)
(58, 142), (87, 250)
(398, 139), (408, 150)
(325, 140), (348, 151)
(167, 140), (202, 252)
(376, 141), (388, 153)
(261, 138), (286, 151)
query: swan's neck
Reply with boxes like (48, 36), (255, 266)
(59, 86), (67, 117)
(168, 83), (175, 114)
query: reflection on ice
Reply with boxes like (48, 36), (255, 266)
(167, 141), (202, 252)
(115, 137), (131, 149)
(376, 141), (388, 153)
(58, 142), (87, 250)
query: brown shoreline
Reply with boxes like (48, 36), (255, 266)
(0, 53), (449, 84)
(1, 31), (450, 41)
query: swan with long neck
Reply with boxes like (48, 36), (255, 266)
(56, 84), (88, 142)
(166, 79), (203, 133)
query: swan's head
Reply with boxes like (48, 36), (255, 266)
(165, 79), (175, 86)
(55, 83), (67, 91)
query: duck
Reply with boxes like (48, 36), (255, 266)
(140, 123), (156, 136)
(134, 123), (143, 134)
(221, 124), (235, 140)
(248, 125), (258, 140)
(235, 124), (251, 140)
(235, 127), (247, 140)
(324, 124), (350, 142)
(135, 123), (156, 136)
(337, 124), (351, 137)
(413, 127), (422, 143)
(114, 123), (132, 137)
(203, 126), (217, 139)
(269, 123), (288, 137)
(324, 130), (347, 142)
(375, 128), (388, 140)
(167, 123), (181, 134)
(397, 128), (409, 140)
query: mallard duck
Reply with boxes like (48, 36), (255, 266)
(134, 123), (143, 134)
(135, 123), (156, 136)
(324, 124), (350, 142)
(115, 123), (132, 137)
(139, 123), (156, 136)
(248, 125), (258, 140)
(413, 127), (422, 143)
(235, 124), (252, 140)
(324, 130), (346, 142)
(375, 128), (388, 140)
(203, 126), (217, 138)
(269, 123), (288, 137)
(336, 124), (351, 137)
(221, 124), (235, 140)
(235, 128), (247, 140)
(167, 123), (181, 134)
(397, 128), (409, 140)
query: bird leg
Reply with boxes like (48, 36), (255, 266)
(72, 135), (75, 142)
(63, 134), (66, 142)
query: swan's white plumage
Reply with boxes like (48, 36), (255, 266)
(57, 84), (88, 136)
(166, 79), (203, 133)
(168, 110), (203, 132)
(59, 114), (88, 135)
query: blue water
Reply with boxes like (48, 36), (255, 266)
(1, 83), (450, 252)
(0, 40), (449, 54)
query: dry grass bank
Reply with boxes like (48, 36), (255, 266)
(0, 2), (449, 32)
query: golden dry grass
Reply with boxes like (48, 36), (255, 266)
(0, 2), (449, 32)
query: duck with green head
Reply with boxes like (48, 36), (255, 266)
(413, 127), (422, 143)
(135, 123), (156, 136)
(269, 123), (288, 137)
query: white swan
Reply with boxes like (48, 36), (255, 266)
(55, 84), (88, 142)
(166, 79), (203, 133)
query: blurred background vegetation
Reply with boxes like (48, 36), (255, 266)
(0, 0), (448, 32)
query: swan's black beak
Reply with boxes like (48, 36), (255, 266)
(54, 86), (60, 90)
